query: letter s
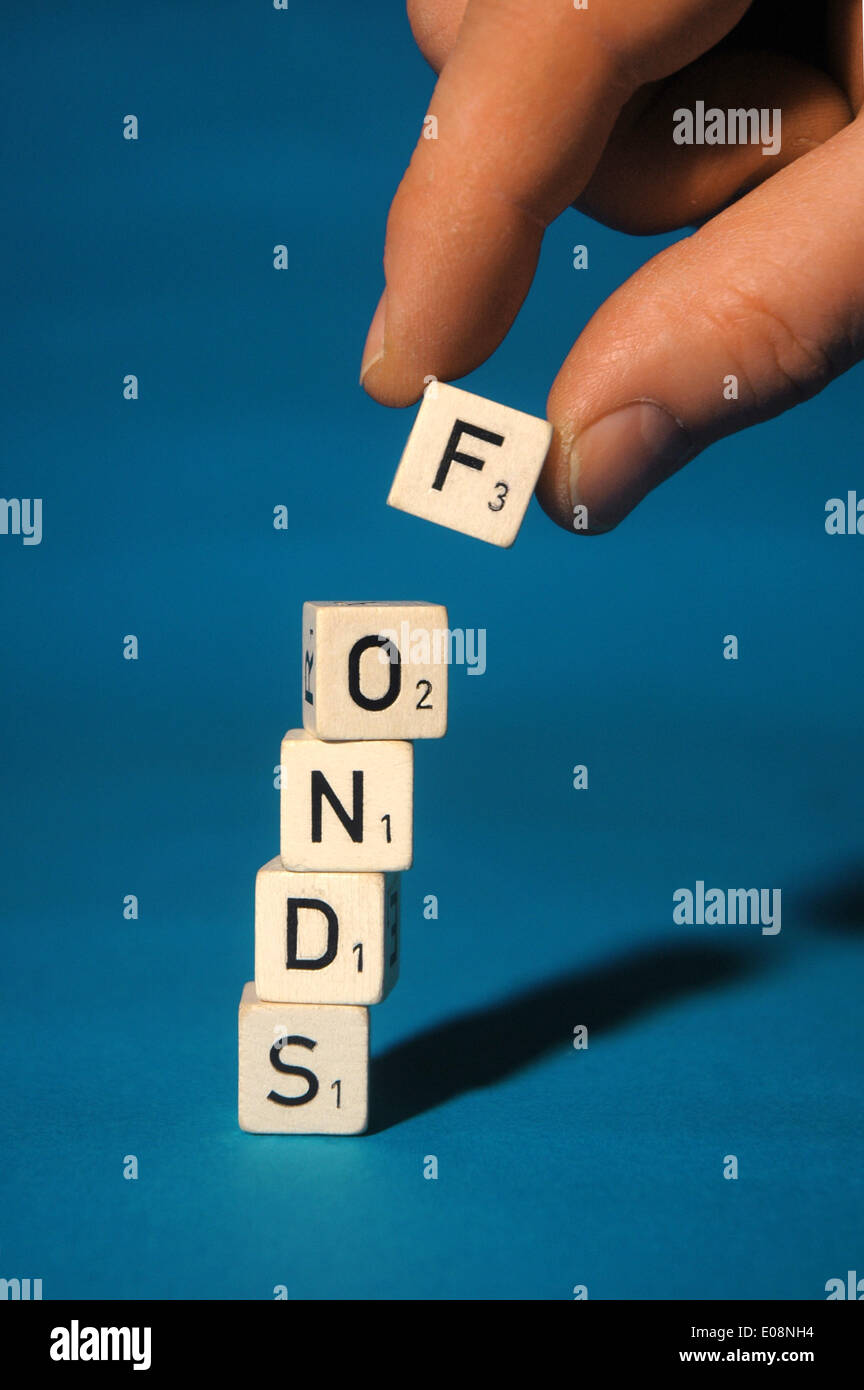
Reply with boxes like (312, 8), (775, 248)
(268, 1035), (319, 1106)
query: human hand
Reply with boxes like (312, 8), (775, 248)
(360, 0), (863, 532)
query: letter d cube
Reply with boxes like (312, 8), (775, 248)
(255, 859), (399, 1004)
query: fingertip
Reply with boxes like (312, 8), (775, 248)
(536, 417), (614, 535)
(359, 291), (387, 387)
(535, 425), (578, 532)
(360, 366), (423, 409)
(568, 401), (693, 531)
(406, 0), (466, 73)
(537, 402), (693, 535)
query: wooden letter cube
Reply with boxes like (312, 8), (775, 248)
(280, 729), (413, 870)
(387, 382), (552, 547)
(302, 600), (448, 741)
(238, 984), (368, 1134)
(255, 858), (399, 1004)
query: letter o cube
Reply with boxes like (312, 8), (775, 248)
(302, 600), (448, 741)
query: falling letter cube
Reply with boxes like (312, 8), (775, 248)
(280, 729), (413, 871)
(387, 382), (553, 547)
(255, 859), (399, 1004)
(238, 983), (368, 1134)
(302, 600), (448, 741)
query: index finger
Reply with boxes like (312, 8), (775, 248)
(360, 0), (752, 406)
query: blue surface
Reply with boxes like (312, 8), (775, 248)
(1, 1), (862, 1300)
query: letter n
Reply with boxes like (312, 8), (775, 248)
(311, 770), (363, 843)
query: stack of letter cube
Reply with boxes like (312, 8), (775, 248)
(238, 601), (448, 1134)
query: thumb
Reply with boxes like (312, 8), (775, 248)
(538, 116), (864, 534)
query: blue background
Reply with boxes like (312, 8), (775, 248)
(1, 1), (862, 1300)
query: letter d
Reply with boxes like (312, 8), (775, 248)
(286, 898), (338, 970)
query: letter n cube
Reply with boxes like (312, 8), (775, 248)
(280, 729), (413, 871)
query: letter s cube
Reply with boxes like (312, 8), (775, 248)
(238, 984), (368, 1134)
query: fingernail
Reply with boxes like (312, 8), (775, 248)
(568, 401), (691, 530)
(360, 291), (387, 387)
